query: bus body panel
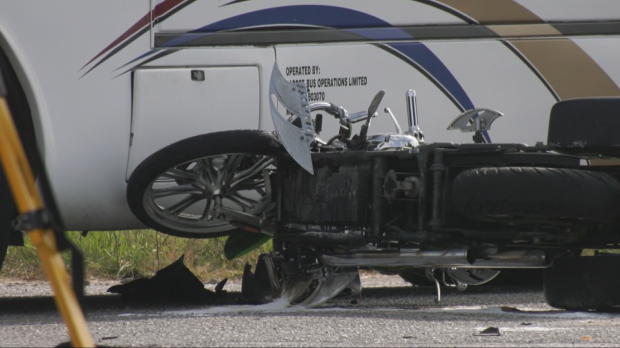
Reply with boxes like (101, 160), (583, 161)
(0, 0), (617, 230)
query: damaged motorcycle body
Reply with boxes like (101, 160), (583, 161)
(228, 63), (620, 308)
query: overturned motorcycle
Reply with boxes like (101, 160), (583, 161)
(127, 64), (620, 310)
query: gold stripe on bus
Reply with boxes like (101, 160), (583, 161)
(488, 24), (561, 37)
(509, 39), (620, 99)
(437, 0), (541, 24)
(433, 0), (620, 99)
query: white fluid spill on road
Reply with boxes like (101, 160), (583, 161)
(166, 297), (295, 316)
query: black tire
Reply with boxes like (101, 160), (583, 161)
(0, 48), (37, 272)
(452, 167), (620, 222)
(127, 130), (283, 239)
(0, 171), (13, 273)
(544, 256), (620, 310)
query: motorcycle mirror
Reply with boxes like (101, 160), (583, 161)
(367, 90), (386, 121)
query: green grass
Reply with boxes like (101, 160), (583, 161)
(2, 230), (271, 281)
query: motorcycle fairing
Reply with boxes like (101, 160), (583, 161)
(269, 63), (315, 174)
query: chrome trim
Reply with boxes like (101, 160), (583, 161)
(320, 248), (471, 268)
(405, 89), (424, 143)
(383, 107), (402, 134)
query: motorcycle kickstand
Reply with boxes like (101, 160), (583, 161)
(426, 268), (442, 303)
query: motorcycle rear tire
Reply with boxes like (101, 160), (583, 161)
(452, 167), (620, 222)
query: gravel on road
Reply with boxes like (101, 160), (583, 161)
(1, 274), (618, 347)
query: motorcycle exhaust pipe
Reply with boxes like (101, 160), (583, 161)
(465, 250), (551, 269)
(321, 249), (550, 269)
(320, 248), (472, 268)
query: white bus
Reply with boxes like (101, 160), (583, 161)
(1, 0), (620, 270)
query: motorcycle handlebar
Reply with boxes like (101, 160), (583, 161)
(310, 102), (371, 124)
(309, 102), (340, 117)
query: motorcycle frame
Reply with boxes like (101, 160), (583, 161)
(272, 140), (620, 251)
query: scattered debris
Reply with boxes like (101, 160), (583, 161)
(474, 327), (501, 337)
(241, 257), (277, 304)
(100, 336), (118, 340)
(107, 255), (227, 301)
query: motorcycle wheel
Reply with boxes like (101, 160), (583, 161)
(127, 130), (282, 238)
(452, 167), (620, 222)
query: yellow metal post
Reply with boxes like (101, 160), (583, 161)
(0, 97), (95, 347)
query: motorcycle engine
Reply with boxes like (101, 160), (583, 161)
(280, 159), (372, 227)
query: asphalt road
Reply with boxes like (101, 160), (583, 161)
(1, 274), (619, 347)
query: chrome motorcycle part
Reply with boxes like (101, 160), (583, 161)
(441, 271), (468, 291)
(405, 89), (424, 143)
(280, 274), (315, 304)
(367, 134), (419, 151)
(447, 108), (504, 133)
(320, 248), (472, 268)
(295, 268), (360, 307)
(309, 102), (347, 124)
(469, 250), (550, 268)
(269, 63), (314, 174)
(425, 268), (442, 303)
(383, 107), (403, 134)
(348, 110), (376, 124)
(320, 248), (552, 269)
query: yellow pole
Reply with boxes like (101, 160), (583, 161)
(0, 98), (95, 347)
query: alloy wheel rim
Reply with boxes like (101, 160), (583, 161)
(143, 153), (275, 234)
